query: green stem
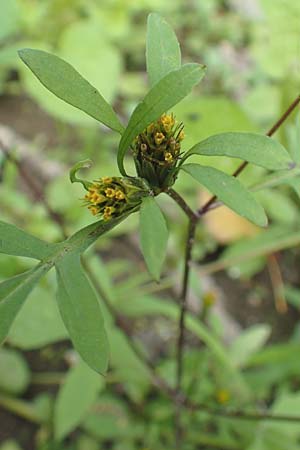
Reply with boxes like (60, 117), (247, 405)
(0, 394), (42, 424)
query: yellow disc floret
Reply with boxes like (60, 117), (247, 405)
(115, 189), (125, 200)
(154, 132), (165, 145)
(105, 187), (116, 198)
(101, 176), (113, 184)
(164, 152), (173, 163)
(103, 206), (115, 220)
(88, 205), (100, 216)
(161, 113), (175, 133)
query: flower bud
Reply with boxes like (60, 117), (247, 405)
(132, 113), (185, 190)
(84, 176), (149, 220)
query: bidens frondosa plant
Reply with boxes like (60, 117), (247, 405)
(1, 12), (299, 447)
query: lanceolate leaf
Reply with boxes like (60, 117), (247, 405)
(0, 264), (50, 344)
(182, 163), (268, 226)
(0, 220), (53, 260)
(146, 13), (181, 87)
(117, 63), (206, 175)
(139, 197), (168, 281)
(54, 359), (104, 440)
(182, 132), (294, 170)
(55, 253), (109, 374)
(18, 49), (124, 134)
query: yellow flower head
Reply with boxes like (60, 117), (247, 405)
(154, 132), (165, 145)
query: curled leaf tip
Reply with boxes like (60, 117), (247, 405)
(69, 159), (93, 190)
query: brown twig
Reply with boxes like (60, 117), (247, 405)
(199, 95), (300, 215)
(166, 187), (200, 221)
(174, 216), (197, 447)
(267, 253), (288, 314)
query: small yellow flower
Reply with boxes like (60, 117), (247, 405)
(161, 113), (175, 132)
(102, 176), (113, 184)
(178, 130), (185, 141)
(105, 187), (116, 198)
(216, 389), (230, 404)
(154, 132), (165, 145)
(85, 191), (105, 205)
(147, 123), (155, 133)
(203, 291), (216, 308)
(164, 152), (173, 162)
(115, 189), (125, 200)
(88, 205), (99, 216)
(103, 206), (115, 220)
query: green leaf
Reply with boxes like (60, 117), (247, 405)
(182, 163), (268, 226)
(0, 265), (49, 344)
(18, 48), (124, 134)
(139, 197), (168, 281)
(117, 63), (206, 175)
(0, 440), (23, 450)
(55, 253), (109, 374)
(202, 226), (300, 275)
(182, 132), (294, 170)
(54, 359), (104, 440)
(8, 283), (67, 350)
(0, 348), (30, 395)
(146, 13), (181, 87)
(0, 220), (53, 260)
(229, 324), (271, 368)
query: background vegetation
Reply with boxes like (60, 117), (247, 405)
(1, 0), (300, 449)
